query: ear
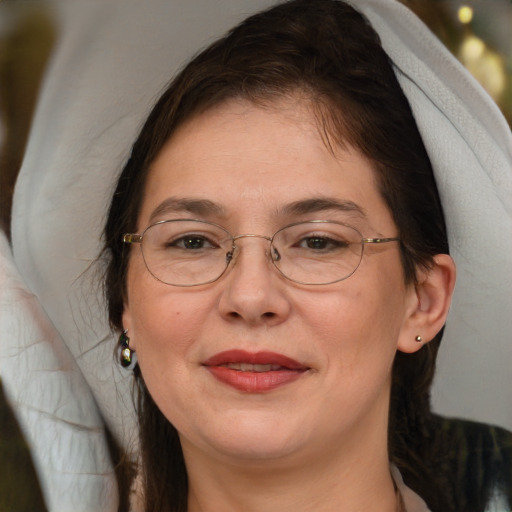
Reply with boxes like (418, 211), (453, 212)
(397, 254), (456, 354)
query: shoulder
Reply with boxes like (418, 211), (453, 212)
(431, 415), (512, 512)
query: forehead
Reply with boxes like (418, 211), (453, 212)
(139, 98), (394, 232)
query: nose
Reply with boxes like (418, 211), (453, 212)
(218, 235), (291, 326)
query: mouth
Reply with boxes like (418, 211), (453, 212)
(219, 362), (285, 372)
(202, 350), (309, 393)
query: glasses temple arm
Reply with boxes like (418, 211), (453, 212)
(123, 234), (143, 244)
(362, 237), (399, 244)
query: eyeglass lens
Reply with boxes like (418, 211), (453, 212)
(139, 220), (365, 286)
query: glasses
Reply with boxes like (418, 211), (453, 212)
(123, 219), (399, 286)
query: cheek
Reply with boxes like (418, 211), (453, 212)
(125, 258), (213, 364)
(135, 296), (206, 355)
(127, 288), (217, 427)
(295, 269), (406, 369)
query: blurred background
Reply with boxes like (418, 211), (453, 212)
(0, 1), (510, 510)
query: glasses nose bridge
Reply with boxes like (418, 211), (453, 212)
(230, 233), (276, 263)
(232, 233), (272, 243)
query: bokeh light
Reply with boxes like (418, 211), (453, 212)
(458, 6), (474, 24)
(460, 35), (506, 99)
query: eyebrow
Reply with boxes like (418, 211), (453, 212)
(149, 197), (226, 223)
(148, 196), (367, 224)
(280, 197), (367, 218)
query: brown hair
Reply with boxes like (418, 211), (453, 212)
(104, 1), (451, 510)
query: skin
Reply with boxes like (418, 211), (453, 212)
(123, 97), (455, 511)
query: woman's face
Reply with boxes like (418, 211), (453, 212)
(123, 98), (420, 467)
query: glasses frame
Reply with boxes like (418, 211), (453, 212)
(123, 219), (399, 287)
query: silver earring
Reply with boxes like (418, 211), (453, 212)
(415, 335), (423, 343)
(119, 330), (134, 367)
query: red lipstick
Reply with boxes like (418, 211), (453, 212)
(203, 350), (308, 393)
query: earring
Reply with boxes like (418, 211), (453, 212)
(119, 330), (134, 367)
(415, 335), (423, 343)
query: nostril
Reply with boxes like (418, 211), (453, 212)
(263, 312), (276, 318)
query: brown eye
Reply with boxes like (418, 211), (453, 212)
(170, 235), (216, 250)
(298, 236), (349, 251)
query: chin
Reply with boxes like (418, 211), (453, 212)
(209, 437), (301, 464)
(187, 414), (307, 463)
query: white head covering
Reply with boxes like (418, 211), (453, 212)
(347, 0), (512, 427)
(1, 1), (511, 510)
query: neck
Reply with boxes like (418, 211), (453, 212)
(183, 415), (397, 512)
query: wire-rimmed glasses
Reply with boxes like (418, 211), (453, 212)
(123, 219), (399, 286)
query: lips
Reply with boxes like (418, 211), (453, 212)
(203, 350), (309, 392)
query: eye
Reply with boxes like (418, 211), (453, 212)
(168, 234), (218, 250)
(297, 235), (349, 251)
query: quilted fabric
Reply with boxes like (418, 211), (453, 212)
(0, 231), (117, 511)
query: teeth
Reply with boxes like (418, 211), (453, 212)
(223, 363), (282, 372)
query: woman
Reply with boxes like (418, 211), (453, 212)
(102, 1), (510, 511)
